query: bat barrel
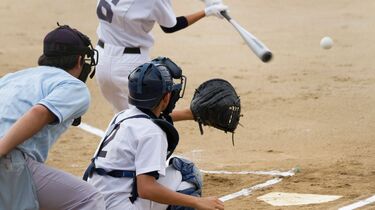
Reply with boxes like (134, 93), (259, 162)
(221, 10), (273, 63)
(261, 51), (272, 63)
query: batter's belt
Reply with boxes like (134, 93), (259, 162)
(97, 39), (140, 54)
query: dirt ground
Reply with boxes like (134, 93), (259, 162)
(1, 0), (375, 209)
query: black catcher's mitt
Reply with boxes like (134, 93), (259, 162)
(190, 79), (241, 144)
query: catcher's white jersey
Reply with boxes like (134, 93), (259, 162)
(95, 0), (177, 112)
(88, 107), (171, 209)
(88, 107), (191, 210)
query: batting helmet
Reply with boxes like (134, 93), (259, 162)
(128, 62), (173, 110)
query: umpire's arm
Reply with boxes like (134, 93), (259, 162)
(0, 105), (56, 157)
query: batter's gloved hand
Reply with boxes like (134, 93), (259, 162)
(204, 3), (228, 19)
(190, 79), (241, 144)
(201, 0), (222, 6)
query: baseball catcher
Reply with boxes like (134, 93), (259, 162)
(84, 57), (224, 210)
(190, 78), (241, 145)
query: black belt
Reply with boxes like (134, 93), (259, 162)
(97, 40), (141, 54)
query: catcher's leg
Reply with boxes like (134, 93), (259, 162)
(133, 165), (195, 210)
(146, 166), (187, 210)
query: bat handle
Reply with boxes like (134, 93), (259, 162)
(220, 10), (231, 21)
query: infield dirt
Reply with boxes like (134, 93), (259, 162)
(1, 1), (374, 209)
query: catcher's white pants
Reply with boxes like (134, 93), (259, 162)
(108, 166), (194, 210)
(95, 43), (150, 113)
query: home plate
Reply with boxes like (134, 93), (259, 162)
(257, 192), (342, 206)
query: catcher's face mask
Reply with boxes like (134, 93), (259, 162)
(151, 57), (186, 115)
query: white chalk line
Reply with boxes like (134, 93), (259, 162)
(219, 178), (283, 202)
(78, 123), (105, 138)
(201, 168), (297, 177)
(338, 194), (375, 210)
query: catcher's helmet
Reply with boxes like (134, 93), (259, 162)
(128, 62), (173, 110)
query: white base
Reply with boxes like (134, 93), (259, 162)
(257, 192), (342, 206)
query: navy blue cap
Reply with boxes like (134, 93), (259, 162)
(43, 25), (90, 57)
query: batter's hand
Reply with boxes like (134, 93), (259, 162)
(196, 196), (224, 210)
(204, 4), (228, 19)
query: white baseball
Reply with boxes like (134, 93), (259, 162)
(320, 36), (333, 49)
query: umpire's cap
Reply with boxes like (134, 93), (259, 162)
(128, 63), (173, 110)
(42, 24), (94, 57)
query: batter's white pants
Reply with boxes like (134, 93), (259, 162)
(95, 43), (150, 113)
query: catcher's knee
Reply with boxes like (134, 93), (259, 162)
(167, 157), (202, 210)
(169, 157), (202, 196)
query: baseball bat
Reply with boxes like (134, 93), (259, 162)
(220, 11), (272, 63)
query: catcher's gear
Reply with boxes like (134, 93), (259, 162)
(128, 62), (174, 109)
(151, 56), (187, 115)
(128, 57), (186, 113)
(168, 157), (202, 210)
(190, 79), (241, 145)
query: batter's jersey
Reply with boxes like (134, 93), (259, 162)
(0, 66), (90, 162)
(88, 107), (168, 209)
(96, 0), (177, 49)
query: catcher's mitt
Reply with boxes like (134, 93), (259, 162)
(190, 79), (241, 144)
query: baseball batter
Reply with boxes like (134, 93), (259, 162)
(95, 0), (228, 112)
(85, 58), (224, 210)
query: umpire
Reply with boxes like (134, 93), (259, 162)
(0, 25), (105, 210)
